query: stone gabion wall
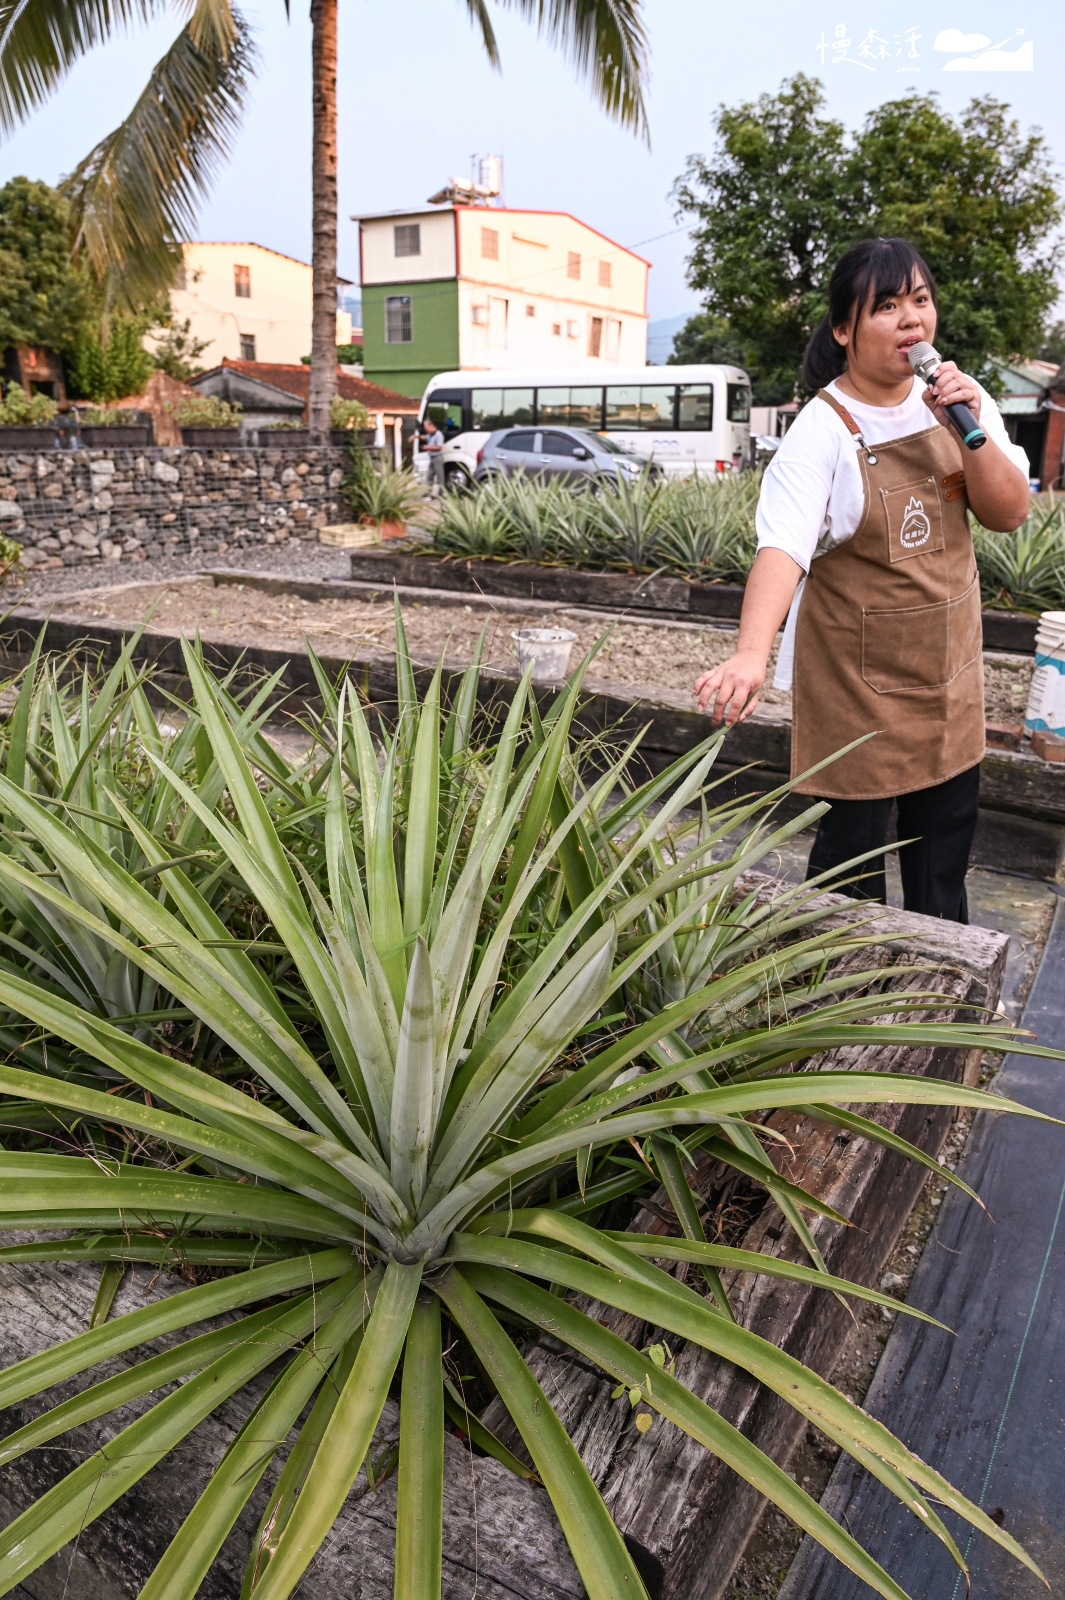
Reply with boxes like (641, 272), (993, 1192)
(0, 445), (350, 571)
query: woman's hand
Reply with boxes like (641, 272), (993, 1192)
(694, 650), (768, 725)
(920, 362), (1030, 530)
(692, 547), (804, 727)
(920, 361), (982, 430)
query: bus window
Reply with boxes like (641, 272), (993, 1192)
(605, 386), (676, 430)
(727, 383), (751, 423)
(537, 387), (604, 429)
(425, 400), (465, 438)
(678, 385), (713, 431)
(471, 388), (534, 429)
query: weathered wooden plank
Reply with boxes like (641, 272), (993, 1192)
(0, 1259), (582, 1600)
(481, 922), (1009, 1600)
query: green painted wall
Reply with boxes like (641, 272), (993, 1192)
(362, 279), (459, 399)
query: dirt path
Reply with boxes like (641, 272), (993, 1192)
(55, 579), (1032, 724)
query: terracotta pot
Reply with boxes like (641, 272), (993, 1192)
(376, 521), (407, 541)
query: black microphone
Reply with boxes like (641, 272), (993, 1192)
(907, 341), (986, 450)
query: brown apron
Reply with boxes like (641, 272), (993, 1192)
(790, 391), (985, 800)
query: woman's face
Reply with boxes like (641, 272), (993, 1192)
(833, 278), (937, 385)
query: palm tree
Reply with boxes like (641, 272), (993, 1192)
(0, 0), (649, 438)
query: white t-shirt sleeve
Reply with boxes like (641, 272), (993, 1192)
(754, 404), (842, 573)
(973, 381), (1031, 479)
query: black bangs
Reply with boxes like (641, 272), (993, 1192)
(858, 238), (937, 317)
(801, 237), (937, 389)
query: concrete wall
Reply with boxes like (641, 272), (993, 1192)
(359, 211), (458, 285)
(0, 446), (348, 570)
(160, 243), (350, 367)
(455, 208), (648, 371)
(361, 280), (461, 398)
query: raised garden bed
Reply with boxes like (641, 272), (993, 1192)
(180, 427), (242, 448)
(2, 575), (1062, 876)
(0, 897), (1008, 1600)
(346, 545), (1041, 651)
(78, 423), (154, 447)
(0, 426), (59, 451)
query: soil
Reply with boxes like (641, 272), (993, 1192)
(47, 578), (1032, 724)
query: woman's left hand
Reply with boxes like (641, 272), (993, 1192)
(921, 361), (982, 430)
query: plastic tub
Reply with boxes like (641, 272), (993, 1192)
(512, 628), (577, 683)
(1024, 611), (1065, 736)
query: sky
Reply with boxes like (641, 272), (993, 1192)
(2, 0), (1063, 343)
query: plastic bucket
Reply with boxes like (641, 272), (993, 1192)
(512, 628), (577, 683)
(1024, 610), (1065, 736)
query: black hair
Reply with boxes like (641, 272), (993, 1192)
(801, 237), (937, 390)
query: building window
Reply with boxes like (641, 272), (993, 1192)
(605, 319), (621, 361)
(552, 322), (562, 336)
(588, 317), (603, 358)
(567, 251), (581, 280)
(481, 228), (499, 260)
(394, 224), (421, 258)
(598, 260), (612, 288)
(472, 305), (488, 325)
(525, 304), (536, 318)
(385, 295), (413, 344)
(176, 259), (187, 291)
(239, 334), (257, 361)
(565, 320), (579, 338)
(234, 264), (251, 298)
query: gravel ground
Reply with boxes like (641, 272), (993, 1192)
(40, 570), (1033, 723)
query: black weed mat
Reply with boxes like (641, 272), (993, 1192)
(779, 901), (1065, 1600)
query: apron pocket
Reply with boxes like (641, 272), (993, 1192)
(862, 598), (950, 693)
(947, 575), (983, 679)
(881, 476), (945, 564)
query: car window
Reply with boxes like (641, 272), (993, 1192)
(497, 431), (538, 452)
(542, 432), (587, 458)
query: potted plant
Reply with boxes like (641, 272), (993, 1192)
(328, 395), (372, 447)
(0, 384), (59, 449)
(339, 438), (426, 541)
(75, 407), (155, 448)
(175, 395), (243, 447)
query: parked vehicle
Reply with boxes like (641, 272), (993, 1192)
(413, 364), (752, 488)
(473, 425), (660, 487)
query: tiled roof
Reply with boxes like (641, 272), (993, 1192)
(218, 360), (419, 412)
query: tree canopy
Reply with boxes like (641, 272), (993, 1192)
(0, 176), (99, 358)
(672, 75), (1063, 402)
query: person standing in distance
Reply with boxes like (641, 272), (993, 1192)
(421, 416), (445, 491)
(693, 237), (1030, 922)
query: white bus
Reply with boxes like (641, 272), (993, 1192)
(413, 365), (751, 487)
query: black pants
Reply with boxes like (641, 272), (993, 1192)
(804, 765), (980, 923)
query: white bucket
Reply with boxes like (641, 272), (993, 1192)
(512, 628), (577, 683)
(1024, 610), (1065, 737)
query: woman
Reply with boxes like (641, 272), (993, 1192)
(694, 237), (1030, 922)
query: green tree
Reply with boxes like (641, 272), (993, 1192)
(0, 176), (99, 358)
(673, 75), (1063, 399)
(68, 315), (156, 401)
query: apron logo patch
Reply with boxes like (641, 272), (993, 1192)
(899, 496), (932, 549)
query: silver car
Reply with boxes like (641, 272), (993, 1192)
(473, 426), (658, 486)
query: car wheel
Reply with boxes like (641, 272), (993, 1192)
(444, 465), (472, 492)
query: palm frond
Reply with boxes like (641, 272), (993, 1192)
(62, 0), (254, 308)
(0, 0), (162, 134)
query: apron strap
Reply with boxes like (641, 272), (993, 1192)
(816, 389), (863, 436)
(816, 389), (878, 463)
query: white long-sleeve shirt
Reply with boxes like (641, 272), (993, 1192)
(756, 377), (1030, 689)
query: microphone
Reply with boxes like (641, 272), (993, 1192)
(907, 341), (986, 450)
